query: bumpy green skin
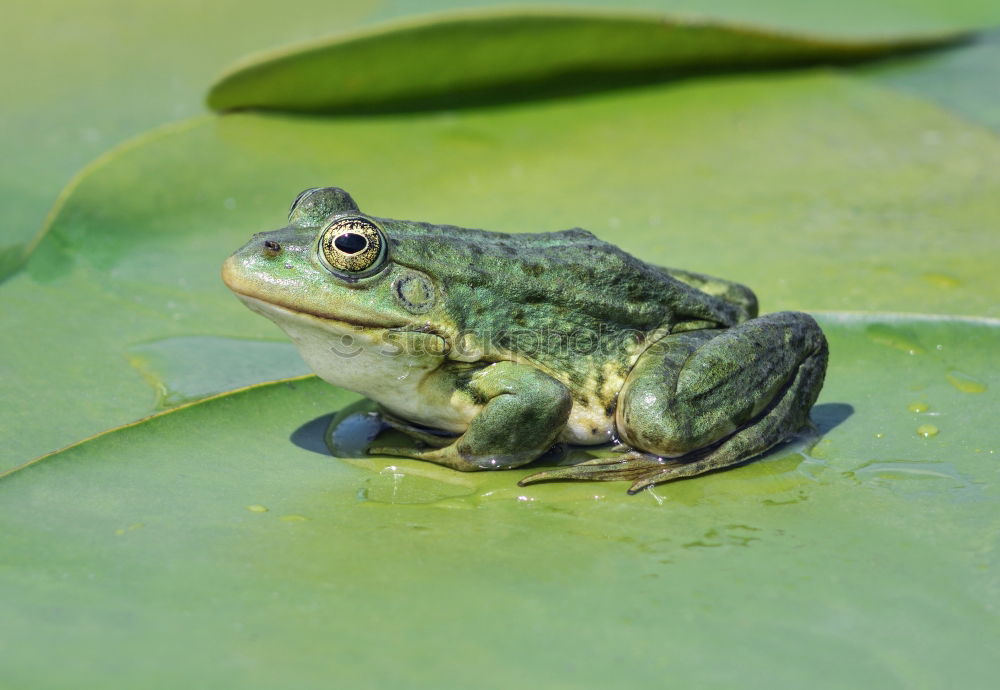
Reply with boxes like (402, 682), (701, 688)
(222, 188), (828, 493)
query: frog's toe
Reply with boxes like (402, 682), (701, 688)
(368, 444), (432, 460)
(518, 453), (667, 486)
(518, 450), (740, 492)
(626, 460), (715, 493)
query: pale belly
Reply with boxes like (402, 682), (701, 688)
(561, 400), (618, 445)
(238, 295), (620, 445)
(237, 296), (475, 432)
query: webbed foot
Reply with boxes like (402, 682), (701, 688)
(518, 446), (759, 494)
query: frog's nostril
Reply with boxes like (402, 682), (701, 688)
(263, 240), (282, 257)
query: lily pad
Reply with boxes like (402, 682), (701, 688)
(6, 1), (1000, 276)
(1, 313), (997, 688)
(5, 69), (1000, 473)
(863, 28), (1000, 131)
(207, 8), (961, 114)
(0, 0), (382, 279)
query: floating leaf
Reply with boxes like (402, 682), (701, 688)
(2, 313), (997, 688)
(5, 70), (1000, 472)
(7, 1), (1000, 276)
(127, 336), (310, 408)
(0, 0), (383, 279)
(863, 28), (1000, 131)
(207, 8), (962, 114)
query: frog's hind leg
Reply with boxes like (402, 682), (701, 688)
(520, 311), (828, 493)
(520, 453), (669, 485)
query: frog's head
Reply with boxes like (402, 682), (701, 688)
(222, 187), (442, 338)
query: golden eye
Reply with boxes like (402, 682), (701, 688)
(318, 218), (386, 276)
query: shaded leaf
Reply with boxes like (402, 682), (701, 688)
(863, 28), (1000, 131)
(207, 8), (963, 114)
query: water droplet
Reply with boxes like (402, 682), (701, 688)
(763, 494), (807, 506)
(396, 361), (414, 381)
(847, 460), (962, 484)
(916, 424), (939, 438)
(907, 402), (929, 413)
(280, 514), (309, 522)
(946, 370), (987, 394)
(921, 273), (961, 289)
(114, 522), (145, 536)
(246, 504), (268, 513)
(358, 466), (476, 505)
(865, 324), (925, 355)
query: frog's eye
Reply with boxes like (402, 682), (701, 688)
(318, 217), (387, 277)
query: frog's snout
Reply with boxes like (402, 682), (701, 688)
(221, 230), (294, 295)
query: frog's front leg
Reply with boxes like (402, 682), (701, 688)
(370, 361), (572, 471)
(521, 311), (828, 492)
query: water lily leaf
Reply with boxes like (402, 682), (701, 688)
(6, 1), (1000, 277)
(0, 0), (383, 280)
(6, 71), (1000, 474)
(207, 8), (962, 114)
(862, 28), (1000, 131)
(127, 336), (310, 409)
(2, 313), (997, 688)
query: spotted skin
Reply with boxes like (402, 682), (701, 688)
(222, 188), (829, 493)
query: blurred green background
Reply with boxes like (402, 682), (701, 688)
(2, 2), (998, 688)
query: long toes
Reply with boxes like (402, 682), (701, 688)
(518, 456), (667, 486)
(627, 459), (718, 493)
(368, 445), (426, 460)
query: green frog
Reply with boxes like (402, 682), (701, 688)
(222, 187), (828, 493)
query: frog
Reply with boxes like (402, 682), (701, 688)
(222, 187), (828, 493)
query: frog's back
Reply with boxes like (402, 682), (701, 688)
(383, 219), (755, 386)
(386, 220), (752, 329)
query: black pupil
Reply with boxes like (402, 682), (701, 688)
(334, 232), (368, 254)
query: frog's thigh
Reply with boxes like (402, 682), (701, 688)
(617, 311), (828, 457)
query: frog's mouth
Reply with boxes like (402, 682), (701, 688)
(221, 255), (407, 331)
(232, 293), (400, 334)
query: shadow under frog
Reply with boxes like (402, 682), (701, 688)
(292, 401), (853, 482)
(225, 187), (830, 494)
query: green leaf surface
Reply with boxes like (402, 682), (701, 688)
(5, 70), (1000, 474)
(207, 8), (962, 114)
(863, 28), (1000, 131)
(364, 0), (1000, 37)
(6, 1), (1000, 277)
(2, 313), (997, 688)
(0, 0), (384, 279)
